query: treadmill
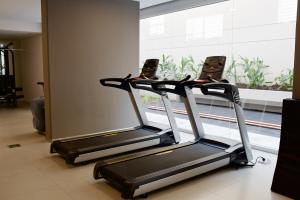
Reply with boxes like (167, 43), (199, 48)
(50, 59), (180, 164)
(93, 56), (253, 199)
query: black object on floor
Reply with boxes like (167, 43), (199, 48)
(271, 98), (300, 199)
(8, 144), (21, 148)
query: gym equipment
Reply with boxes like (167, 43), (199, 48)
(50, 59), (180, 164)
(0, 42), (23, 107)
(31, 82), (45, 133)
(93, 56), (253, 199)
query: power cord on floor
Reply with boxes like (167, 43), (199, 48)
(246, 156), (267, 167)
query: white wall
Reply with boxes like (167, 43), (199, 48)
(45, 0), (139, 139)
(140, 0), (297, 82)
(20, 35), (44, 101)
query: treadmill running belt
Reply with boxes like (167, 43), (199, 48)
(54, 128), (161, 154)
(99, 143), (227, 185)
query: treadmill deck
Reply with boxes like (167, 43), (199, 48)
(51, 126), (162, 155)
(97, 142), (230, 189)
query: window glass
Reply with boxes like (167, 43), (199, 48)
(0, 51), (5, 75)
(278, 0), (297, 22)
(140, 0), (297, 152)
(204, 15), (223, 39)
(186, 17), (204, 40)
(149, 16), (165, 35)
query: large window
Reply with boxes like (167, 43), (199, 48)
(186, 17), (204, 40)
(140, 0), (297, 152)
(278, 0), (297, 22)
(186, 15), (223, 40)
(149, 16), (165, 36)
(0, 44), (5, 75)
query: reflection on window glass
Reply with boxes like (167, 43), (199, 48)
(186, 15), (223, 40)
(186, 17), (204, 40)
(0, 51), (5, 75)
(278, 0), (297, 22)
(204, 15), (223, 38)
(149, 16), (165, 35)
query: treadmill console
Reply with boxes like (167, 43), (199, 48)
(139, 59), (159, 79)
(199, 56), (226, 81)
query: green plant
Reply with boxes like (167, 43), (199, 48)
(188, 56), (203, 80)
(225, 56), (240, 84)
(157, 55), (202, 81)
(141, 95), (160, 105)
(175, 56), (202, 80)
(176, 56), (192, 80)
(157, 54), (177, 80)
(274, 69), (294, 91)
(240, 57), (269, 89)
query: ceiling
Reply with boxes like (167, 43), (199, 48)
(138, 0), (175, 9)
(0, 0), (41, 23)
(0, 0), (40, 39)
(0, 0), (173, 39)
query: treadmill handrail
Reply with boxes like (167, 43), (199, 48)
(200, 82), (240, 104)
(169, 77), (228, 90)
(130, 79), (163, 95)
(100, 74), (132, 91)
(151, 75), (191, 95)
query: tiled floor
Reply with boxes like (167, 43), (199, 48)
(0, 106), (292, 200)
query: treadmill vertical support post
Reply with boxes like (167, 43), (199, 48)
(161, 93), (180, 143)
(128, 85), (148, 126)
(183, 86), (205, 140)
(233, 103), (253, 162)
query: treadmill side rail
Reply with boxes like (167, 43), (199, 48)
(133, 158), (230, 198)
(50, 126), (138, 144)
(74, 138), (160, 164)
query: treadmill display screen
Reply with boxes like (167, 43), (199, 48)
(139, 59), (159, 79)
(199, 56), (226, 81)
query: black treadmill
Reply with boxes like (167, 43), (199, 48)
(50, 59), (180, 164)
(93, 56), (253, 199)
